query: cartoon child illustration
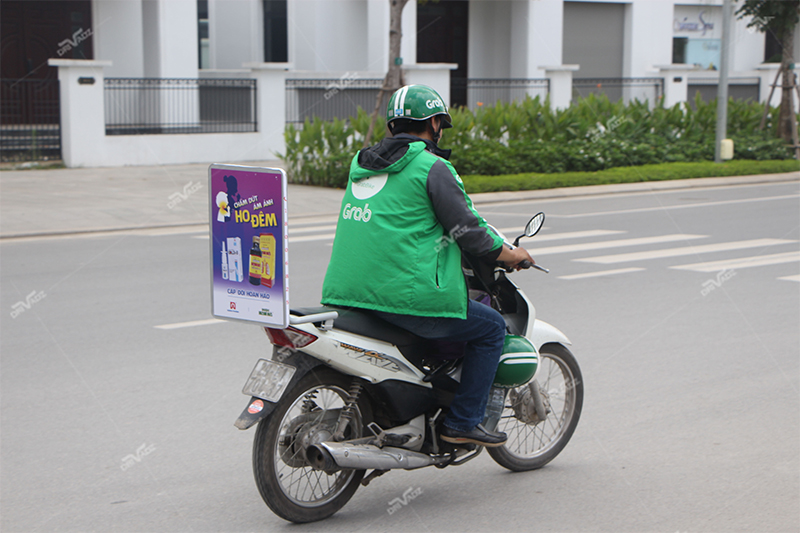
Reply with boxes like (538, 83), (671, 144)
(216, 175), (241, 222)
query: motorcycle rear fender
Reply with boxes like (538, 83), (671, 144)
(234, 350), (323, 430)
(290, 321), (431, 387)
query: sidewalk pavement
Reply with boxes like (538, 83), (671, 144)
(1, 161), (798, 239)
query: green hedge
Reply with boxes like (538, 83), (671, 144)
(278, 94), (794, 188)
(461, 160), (800, 194)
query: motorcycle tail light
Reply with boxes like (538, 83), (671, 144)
(264, 326), (318, 349)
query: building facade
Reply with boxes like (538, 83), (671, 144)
(1, 0), (794, 167)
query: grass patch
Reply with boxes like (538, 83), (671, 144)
(461, 160), (799, 194)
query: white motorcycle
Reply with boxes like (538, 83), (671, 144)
(234, 213), (583, 523)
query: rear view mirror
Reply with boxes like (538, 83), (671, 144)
(514, 212), (545, 246)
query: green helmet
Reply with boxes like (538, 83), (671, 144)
(386, 84), (452, 128)
(493, 335), (539, 388)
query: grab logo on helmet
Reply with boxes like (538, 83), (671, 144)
(426, 99), (443, 109)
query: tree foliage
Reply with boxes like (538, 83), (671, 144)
(736, 0), (800, 146)
(736, 0), (799, 41)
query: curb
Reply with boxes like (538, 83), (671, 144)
(2, 172), (797, 240)
(468, 171), (800, 205)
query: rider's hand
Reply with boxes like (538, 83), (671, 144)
(497, 245), (535, 270)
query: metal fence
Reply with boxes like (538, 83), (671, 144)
(0, 78), (61, 162)
(104, 78), (257, 135)
(285, 77), (383, 125)
(688, 77), (760, 105)
(572, 78), (664, 105)
(453, 78), (550, 110)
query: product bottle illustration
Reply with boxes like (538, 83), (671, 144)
(248, 236), (262, 285)
(260, 233), (276, 288)
(221, 241), (229, 280)
(227, 237), (243, 282)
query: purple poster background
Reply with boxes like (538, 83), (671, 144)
(209, 165), (289, 328)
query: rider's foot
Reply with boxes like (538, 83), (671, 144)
(440, 424), (507, 447)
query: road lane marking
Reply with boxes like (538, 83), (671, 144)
(578, 239), (797, 264)
(671, 251), (800, 272)
(558, 267), (645, 280)
(498, 229), (625, 242)
(526, 234), (707, 256)
(550, 194), (800, 218)
(155, 318), (225, 330)
(778, 274), (800, 282)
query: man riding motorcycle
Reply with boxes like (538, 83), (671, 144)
(321, 84), (534, 447)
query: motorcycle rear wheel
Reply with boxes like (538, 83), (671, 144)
(488, 343), (583, 472)
(252, 369), (371, 523)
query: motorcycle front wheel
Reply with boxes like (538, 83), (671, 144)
(488, 343), (583, 472)
(252, 369), (371, 523)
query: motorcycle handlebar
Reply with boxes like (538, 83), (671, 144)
(502, 260), (550, 274)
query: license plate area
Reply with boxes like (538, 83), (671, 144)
(242, 358), (296, 402)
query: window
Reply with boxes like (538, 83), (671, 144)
(198, 0), (209, 69)
(673, 37), (687, 64)
(764, 28), (781, 63)
(263, 0), (287, 62)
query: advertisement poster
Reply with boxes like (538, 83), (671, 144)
(209, 164), (289, 328)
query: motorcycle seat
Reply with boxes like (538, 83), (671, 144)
(290, 306), (425, 348)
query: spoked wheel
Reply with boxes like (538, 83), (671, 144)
(252, 369), (370, 523)
(488, 343), (583, 471)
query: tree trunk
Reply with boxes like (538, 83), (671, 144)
(778, 28), (796, 144)
(364, 0), (409, 148)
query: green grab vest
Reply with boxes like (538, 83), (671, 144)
(321, 142), (499, 318)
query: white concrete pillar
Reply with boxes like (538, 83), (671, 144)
(623, 0), (671, 79)
(367, 0), (389, 72)
(541, 65), (578, 110)
(404, 64), (459, 107)
(142, 0), (198, 78)
(48, 59), (112, 168)
(656, 64), (700, 108)
(245, 63), (292, 158)
(368, 0), (417, 73)
(401, 1), (417, 67)
(92, 0), (144, 77)
(510, 0), (563, 79)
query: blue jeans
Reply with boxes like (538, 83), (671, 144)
(375, 300), (506, 432)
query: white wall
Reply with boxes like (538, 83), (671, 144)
(93, 0), (145, 77)
(53, 61), (289, 167)
(367, 0), (417, 72)
(291, 0), (368, 72)
(624, 0), (672, 77)
(142, 0), (199, 78)
(210, 0), (263, 69)
(469, 1), (511, 78)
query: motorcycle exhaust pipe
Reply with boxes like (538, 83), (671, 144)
(307, 442), (438, 471)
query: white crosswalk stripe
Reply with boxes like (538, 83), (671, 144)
(576, 238), (796, 264)
(558, 267), (645, 280)
(671, 251), (800, 273)
(528, 234), (706, 256)
(778, 274), (800, 283)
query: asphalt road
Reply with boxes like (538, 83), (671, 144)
(1, 180), (798, 532)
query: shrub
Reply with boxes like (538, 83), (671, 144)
(280, 94), (793, 186)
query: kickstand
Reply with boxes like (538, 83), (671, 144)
(361, 469), (388, 487)
(428, 409), (442, 454)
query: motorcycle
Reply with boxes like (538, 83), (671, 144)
(234, 212), (583, 523)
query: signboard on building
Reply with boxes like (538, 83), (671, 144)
(209, 164), (289, 328)
(673, 6), (722, 69)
